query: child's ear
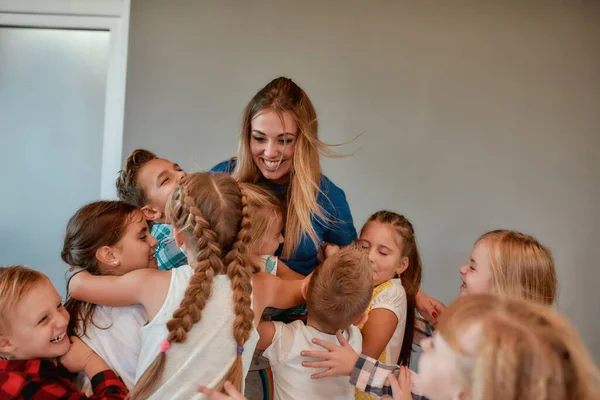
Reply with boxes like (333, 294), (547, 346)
(396, 256), (409, 276)
(300, 276), (311, 301)
(0, 335), (15, 355)
(352, 313), (368, 327)
(141, 205), (163, 222)
(95, 246), (118, 267)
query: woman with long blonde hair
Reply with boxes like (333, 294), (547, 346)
(211, 77), (356, 276)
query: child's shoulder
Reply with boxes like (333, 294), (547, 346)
(371, 279), (407, 310)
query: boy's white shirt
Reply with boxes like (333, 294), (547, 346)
(263, 320), (362, 400)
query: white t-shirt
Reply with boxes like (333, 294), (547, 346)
(136, 265), (259, 400)
(365, 278), (407, 365)
(78, 304), (147, 394)
(355, 278), (407, 400)
(263, 320), (362, 400)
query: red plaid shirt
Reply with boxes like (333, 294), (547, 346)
(0, 359), (128, 399)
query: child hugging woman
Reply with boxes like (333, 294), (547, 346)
(324, 211), (423, 400)
(69, 172), (309, 399)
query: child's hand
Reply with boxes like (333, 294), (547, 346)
(324, 244), (340, 258)
(415, 291), (445, 327)
(301, 330), (359, 379)
(317, 243), (340, 263)
(383, 367), (412, 400)
(58, 336), (94, 373)
(197, 381), (247, 400)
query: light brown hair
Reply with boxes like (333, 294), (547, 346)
(115, 149), (158, 207)
(476, 230), (557, 305)
(130, 172), (257, 399)
(239, 183), (283, 260)
(362, 211), (423, 366)
(0, 266), (47, 334)
(61, 200), (140, 337)
(233, 77), (337, 258)
(438, 294), (600, 400)
(307, 245), (373, 333)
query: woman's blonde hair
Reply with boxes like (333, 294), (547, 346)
(0, 266), (47, 334)
(130, 173), (258, 399)
(476, 230), (557, 305)
(239, 183), (284, 258)
(233, 77), (336, 258)
(437, 295), (600, 400)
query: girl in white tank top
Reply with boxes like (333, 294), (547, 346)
(62, 201), (156, 392)
(69, 173), (308, 399)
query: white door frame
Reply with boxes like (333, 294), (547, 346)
(0, 0), (130, 199)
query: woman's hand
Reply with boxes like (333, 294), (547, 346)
(317, 243), (341, 263)
(300, 330), (359, 379)
(415, 291), (445, 326)
(197, 381), (246, 400)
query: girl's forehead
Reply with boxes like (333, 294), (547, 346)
(361, 221), (403, 249)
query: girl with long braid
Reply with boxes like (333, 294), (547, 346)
(68, 173), (308, 399)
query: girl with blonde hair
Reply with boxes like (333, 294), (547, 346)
(390, 294), (600, 400)
(458, 229), (556, 304)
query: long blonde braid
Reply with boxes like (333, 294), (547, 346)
(221, 187), (256, 389)
(130, 173), (248, 399)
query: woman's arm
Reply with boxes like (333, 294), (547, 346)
(360, 308), (399, 359)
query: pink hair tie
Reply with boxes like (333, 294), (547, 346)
(160, 339), (171, 353)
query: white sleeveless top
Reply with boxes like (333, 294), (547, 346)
(263, 321), (362, 400)
(136, 265), (259, 400)
(79, 305), (147, 394)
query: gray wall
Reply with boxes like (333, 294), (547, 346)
(123, 1), (600, 361)
(1, 27), (109, 295)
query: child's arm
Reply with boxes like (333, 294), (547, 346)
(302, 337), (423, 399)
(68, 268), (169, 315)
(300, 330), (359, 378)
(40, 336), (129, 399)
(256, 321), (276, 351)
(275, 259), (304, 280)
(301, 334), (400, 398)
(361, 309), (398, 359)
(387, 367), (415, 400)
(252, 272), (308, 323)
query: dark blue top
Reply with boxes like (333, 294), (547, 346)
(210, 159), (357, 275)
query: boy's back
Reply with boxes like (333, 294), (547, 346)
(263, 320), (362, 400)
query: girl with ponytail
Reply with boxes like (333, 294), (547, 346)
(68, 173), (308, 399)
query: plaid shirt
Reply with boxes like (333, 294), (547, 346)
(0, 359), (128, 399)
(151, 223), (187, 271)
(350, 355), (423, 399)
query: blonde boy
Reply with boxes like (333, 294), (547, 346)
(0, 266), (128, 399)
(256, 247), (373, 400)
